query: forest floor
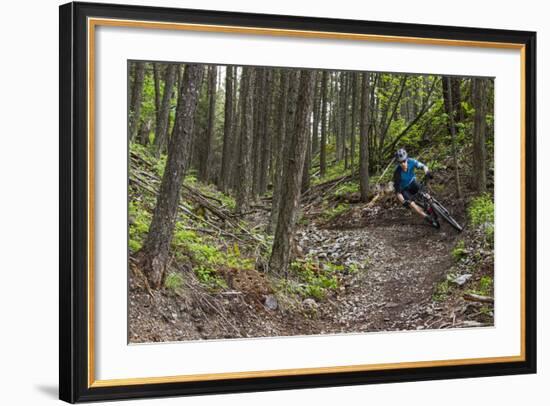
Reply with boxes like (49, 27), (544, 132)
(129, 163), (494, 343)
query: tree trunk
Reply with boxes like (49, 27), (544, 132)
(138, 118), (152, 145)
(166, 65), (184, 152)
(252, 69), (266, 197)
(472, 77), (488, 193)
(329, 73), (337, 151)
(268, 70), (290, 234)
(137, 64), (204, 288)
(301, 112), (312, 193)
(343, 73), (350, 169)
(154, 63), (177, 157)
(190, 73), (207, 171)
(235, 67), (256, 213)
(369, 74), (378, 171)
(129, 62), (146, 141)
(220, 66), (234, 192)
(350, 72), (358, 169)
(230, 67), (242, 191)
(259, 69), (274, 195)
(320, 70), (328, 177)
(445, 77), (463, 198)
(198, 65), (217, 182)
(442, 77), (463, 136)
(359, 72), (370, 202)
(269, 70), (316, 275)
(153, 63), (161, 126)
(128, 63), (134, 117)
(311, 76), (321, 156)
(337, 72), (347, 161)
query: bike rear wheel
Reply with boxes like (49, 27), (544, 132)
(431, 201), (463, 232)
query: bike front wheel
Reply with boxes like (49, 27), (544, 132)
(431, 201), (463, 232)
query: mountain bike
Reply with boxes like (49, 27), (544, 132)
(413, 175), (463, 232)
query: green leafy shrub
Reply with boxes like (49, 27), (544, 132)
(164, 272), (184, 290)
(433, 279), (451, 301)
(219, 193), (236, 210)
(322, 203), (350, 221)
(194, 265), (227, 289)
(171, 225), (255, 289)
(468, 194), (495, 245)
(289, 256), (344, 300)
(128, 200), (152, 253)
(303, 285), (326, 301)
(426, 160), (445, 172)
(334, 182), (359, 198)
(452, 240), (467, 262)
(479, 276), (493, 295)
(184, 174), (198, 185)
(173, 226), (202, 247)
(154, 154), (167, 178)
(312, 159), (350, 186)
(468, 194), (494, 226)
(467, 275), (493, 297)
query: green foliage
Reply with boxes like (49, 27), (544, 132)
(137, 64), (159, 145)
(425, 159), (445, 172)
(154, 154), (167, 178)
(333, 182), (359, 198)
(461, 100), (475, 116)
(289, 256), (345, 300)
(467, 276), (493, 297)
(322, 203), (350, 221)
(171, 224), (253, 289)
(468, 194), (495, 245)
(130, 142), (151, 163)
(480, 305), (493, 317)
(194, 265), (228, 289)
(452, 240), (468, 262)
(297, 215), (310, 226)
(219, 193), (236, 211)
(312, 159), (350, 186)
(184, 174), (198, 185)
(173, 225), (201, 246)
(164, 272), (184, 290)
(183, 174), (236, 210)
(370, 168), (393, 185)
(433, 279), (451, 301)
(479, 276), (493, 295)
(128, 200), (152, 253)
(468, 194), (494, 226)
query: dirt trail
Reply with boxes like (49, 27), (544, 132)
(298, 207), (461, 333)
(129, 200), (466, 343)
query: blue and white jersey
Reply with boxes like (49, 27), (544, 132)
(393, 158), (425, 192)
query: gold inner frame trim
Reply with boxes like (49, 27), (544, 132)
(91, 18), (525, 49)
(87, 17), (527, 388)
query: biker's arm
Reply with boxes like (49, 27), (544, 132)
(415, 159), (430, 176)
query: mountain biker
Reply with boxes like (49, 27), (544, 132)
(393, 148), (439, 228)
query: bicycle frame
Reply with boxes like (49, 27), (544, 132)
(412, 176), (462, 232)
(412, 179), (433, 212)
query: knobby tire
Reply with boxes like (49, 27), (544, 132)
(432, 201), (463, 232)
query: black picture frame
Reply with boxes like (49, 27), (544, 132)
(59, 1), (537, 403)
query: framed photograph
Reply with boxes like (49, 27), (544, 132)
(59, 1), (536, 403)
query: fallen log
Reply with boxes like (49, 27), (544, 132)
(302, 172), (357, 201)
(130, 151), (272, 249)
(463, 293), (494, 304)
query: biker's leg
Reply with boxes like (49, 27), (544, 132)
(401, 190), (428, 219)
(410, 201), (428, 218)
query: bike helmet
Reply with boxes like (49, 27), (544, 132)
(395, 148), (408, 162)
